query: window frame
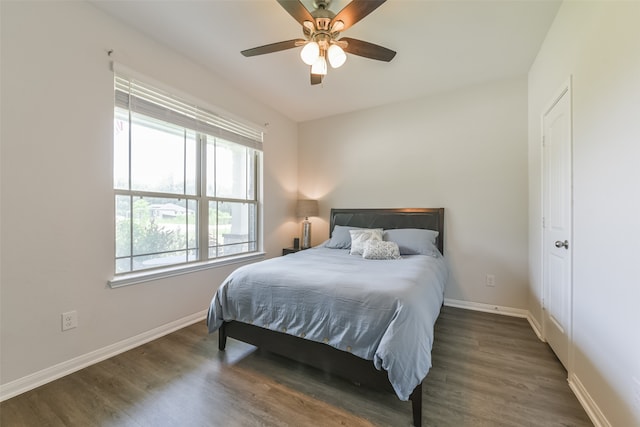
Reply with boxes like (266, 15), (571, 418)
(110, 68), (264, 286)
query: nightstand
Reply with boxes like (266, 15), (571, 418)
(282, 247), (302, 256)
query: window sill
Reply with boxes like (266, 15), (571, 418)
(108, 252), (265, 289)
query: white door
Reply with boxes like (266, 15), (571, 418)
(542, 84), (573, 370)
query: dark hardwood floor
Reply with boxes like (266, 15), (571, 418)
(1, 306), (592, 426)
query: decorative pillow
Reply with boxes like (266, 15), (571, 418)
(383, 228), (440, 256)
(362, 240), (401, 260)
(326, 225), (363, 249)
(349, 228), (383, 255)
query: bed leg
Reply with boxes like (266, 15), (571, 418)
(218, 323), (227, 351)
(410, 382), (422, 427)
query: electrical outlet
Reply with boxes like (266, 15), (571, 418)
(486, 274), (496, 287)
(61, 311), (78, 331)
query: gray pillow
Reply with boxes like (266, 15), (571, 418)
(325, 225), (364, 249)
(383, 228), (440, 256)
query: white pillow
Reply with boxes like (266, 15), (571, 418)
(362, 240), (401, 260)
(349, 228), (383, 255)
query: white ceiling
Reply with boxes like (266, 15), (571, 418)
(91, 0), (561, 122)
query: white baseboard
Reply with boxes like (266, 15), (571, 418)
(526, 312), (545, 342)
(444, 298), (529, 318)
(568, 373), (612, 427)
(0, 309), (208, 402)
(443, 298), (545, 342)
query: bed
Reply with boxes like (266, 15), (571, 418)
(207, 208), (446, 427)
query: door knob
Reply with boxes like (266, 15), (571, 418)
(555, 240), (569, 249)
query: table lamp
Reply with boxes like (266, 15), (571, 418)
(296, 199), (318, 249)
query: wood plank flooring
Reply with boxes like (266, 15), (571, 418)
(1, 306), (592, 426)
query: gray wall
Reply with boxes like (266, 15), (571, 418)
(0, 1), (298, 391)
(299, 77), (529, 310)
(528, 1), (640, 425)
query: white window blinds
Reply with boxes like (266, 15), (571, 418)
(114, 74), (263, 151)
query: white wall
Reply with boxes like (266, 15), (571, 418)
(298, 77), (529, 310)
(528, 1), (640, 425)
(0, 1), (298, 391)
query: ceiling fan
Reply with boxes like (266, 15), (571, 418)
(241, 0), (396, 85)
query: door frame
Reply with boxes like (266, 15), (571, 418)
(540, 76), (574, 375)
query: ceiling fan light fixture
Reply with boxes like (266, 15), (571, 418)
(311, 56), (328, 75)
(240, 0), (396, 86)
(328, 44), (346, 68)
(300, 41), (320, 65)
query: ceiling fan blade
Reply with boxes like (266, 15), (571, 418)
(277, 0), (314, 26)
(241, 39), (305, 57)
(341, 37), (396, 62)
(331, 0), (386, 32)
(310, 72), (323, 85)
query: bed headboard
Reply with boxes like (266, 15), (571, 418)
(329, 208), (445, 255)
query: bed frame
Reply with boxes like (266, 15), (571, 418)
(218, 208), (445, 427)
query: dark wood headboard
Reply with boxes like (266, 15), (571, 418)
(329, 208), (445, 255)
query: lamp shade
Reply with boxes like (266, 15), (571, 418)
(328, 44), (347, 68)
(311, 56), (327, 76)
(300, 41), (320, 66)
(296, 199), (318, 218)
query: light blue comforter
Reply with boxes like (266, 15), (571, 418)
(207, 247), (447, 400)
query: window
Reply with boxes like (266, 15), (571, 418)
(114, 73), (262, 275)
